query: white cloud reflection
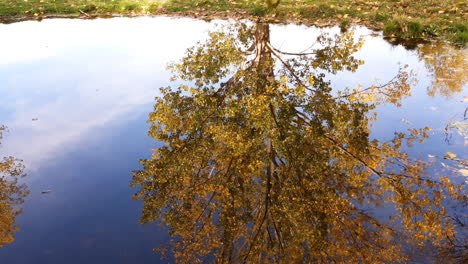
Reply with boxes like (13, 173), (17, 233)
(0, 17), (213, 172)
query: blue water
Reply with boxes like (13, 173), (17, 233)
(0, 16), (466, 263)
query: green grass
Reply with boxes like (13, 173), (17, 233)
(340, 19), (351, 32)
(384, 20), (424, 39)
(0, 0), (142, 17)
(248, 5), (269, 16)
(0, 0), (466, 44)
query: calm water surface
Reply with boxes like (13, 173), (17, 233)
(0, 17), (466, 263)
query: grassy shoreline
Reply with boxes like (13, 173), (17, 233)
(0, 0), (466, 45)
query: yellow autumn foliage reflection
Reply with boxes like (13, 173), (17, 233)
(0, 125), (29, 248)
(418, 42), (468, 98)
(132, 22), (466, 263)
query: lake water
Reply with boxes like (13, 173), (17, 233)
(0, 16), (466, 263)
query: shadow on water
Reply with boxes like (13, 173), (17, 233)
(0, 125), (29, 248)
(132, 21), (467, 263)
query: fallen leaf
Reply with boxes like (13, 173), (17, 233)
(401, 118), (412, 125)
(444, 152), (458, 159)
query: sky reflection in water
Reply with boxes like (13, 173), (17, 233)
(0, 17), (466, 263)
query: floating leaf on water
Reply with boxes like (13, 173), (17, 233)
(427, 154), (436, 158)
(444, 152), (458, 159)
(401, 118), (412, 124)
(458, 169), (468, 177)
(440, 162), (450, 169)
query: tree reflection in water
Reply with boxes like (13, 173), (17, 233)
(132, 22), (466, 263)
(0, 125), (29, 248)
(418, 42), (467, 99)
